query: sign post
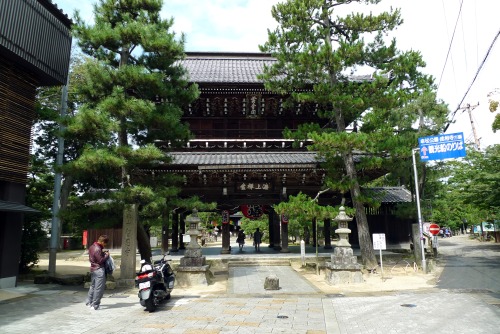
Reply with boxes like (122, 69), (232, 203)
(429, 223), (440, 257)
(412, 148), (427, 273)
(300, 239), (306, 267)
(372, 233), (386, 277)
(429, 224), (440, 236)
(414, 132), (466, 273)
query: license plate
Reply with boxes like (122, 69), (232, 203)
(139, 281), (150, 290)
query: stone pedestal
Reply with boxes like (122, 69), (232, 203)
(180, 248), (206, 267)
(175, 265), (210, 287)
(325, 247), (363, 284)
(325, 206), (363, 285)
(176, 209), (211, 286)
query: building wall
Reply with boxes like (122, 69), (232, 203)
(0, 56), (38, 184)
(0, 0), (72, 85)
(0, 56), (38, 287)
(0, 0), (72, 288)
(0, 182), (27, 288)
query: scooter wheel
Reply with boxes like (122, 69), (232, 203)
(145, 296), (156, 312)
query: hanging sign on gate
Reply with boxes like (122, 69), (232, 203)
(222, 210), (230, 224)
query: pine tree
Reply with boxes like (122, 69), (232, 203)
(260, 0), (442, 268)
(68, 0), (198, 259)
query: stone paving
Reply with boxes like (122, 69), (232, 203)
(1, 235), (500, 333)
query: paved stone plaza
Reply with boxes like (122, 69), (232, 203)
(1, 235), (499, 333)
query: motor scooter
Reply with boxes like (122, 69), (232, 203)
(135, 253), (175, 312)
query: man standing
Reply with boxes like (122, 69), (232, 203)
(85, 235), (109, 310)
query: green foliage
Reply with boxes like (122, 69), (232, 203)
(259, 0), (448, 267)
(21, 156), (54, 272)
(19, 220), (47, 273)
(274, 192), (351, 221)
(238, 215), (269, 238)
(432, 145), (500, 227)
(489, 93), (500, 132)
(63, 0), (202, 237)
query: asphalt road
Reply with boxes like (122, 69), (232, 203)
(436, 235), (500, 292)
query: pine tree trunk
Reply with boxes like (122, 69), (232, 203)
(344, 152), (378, 269)
(137, 220), (152, 260)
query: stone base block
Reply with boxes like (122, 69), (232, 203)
(180, 256), (206, 267)
(175, 265), (210, 287)
(184, 248), (203, 258)
(324, 268), (364, 285)
(83, 280), (117, 290)
(264, 275), (280, 290)
(35, 274), (84, 286)
(115, 279), (135, 288)
(34, 274), (52, 284)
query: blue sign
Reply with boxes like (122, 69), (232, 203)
(418, 132), (466, 161)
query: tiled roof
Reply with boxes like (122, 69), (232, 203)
(182, 53), (275, 83)
(0, 200), (39, 213)
(168, 152), (319, 167)
(181, 52), (385, 84)
(362, 187), (412, 203)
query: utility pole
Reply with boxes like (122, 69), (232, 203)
(458, 103), (480, 149)
(48, 82), (68, 276)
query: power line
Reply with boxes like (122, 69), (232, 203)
(444, 29), (500, 132)
(437, 0), (464, 91)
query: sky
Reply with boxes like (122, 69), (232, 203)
(57, 0), (499, 149)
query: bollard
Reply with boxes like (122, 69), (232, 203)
(264, 274), (279, 290)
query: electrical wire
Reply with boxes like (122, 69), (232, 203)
(460, 4), (468, 73)
(474, 0), (479, 67)
(437, 0), (464, 91)
(444, 29), (500, 131)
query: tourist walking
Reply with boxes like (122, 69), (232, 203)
(253, 228), (263, 252)
(236, 230), (246, 251)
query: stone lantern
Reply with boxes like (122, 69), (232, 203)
(324, 206), (363, 285)
(180, 209), (205, 267)
(334, 206), (353, 247)
(177, 209), (210, 287)
(185, 209), (202, 251)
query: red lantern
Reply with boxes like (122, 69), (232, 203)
(240, 205), (264, 219)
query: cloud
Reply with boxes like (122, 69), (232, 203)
(163, 0), (280, 51)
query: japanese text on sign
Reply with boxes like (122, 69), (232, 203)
(419, 132), (466, 161)
(372, 233), (386, 250)
(238, 182), (270, 191)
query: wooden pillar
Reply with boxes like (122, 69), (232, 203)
(280, 215), (290, 253)
(221, 223), (231, 254)
(323, 218), (332, 249)
(267, 211), (275, 248)
(161, 209), (170, 254)
(312, 217), (317, 247)
(170, 211), (179, 252)
(179, 213), (186, 250)
(272, 210), (281, 250)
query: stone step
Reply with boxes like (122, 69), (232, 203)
(227, 259), (291, 267)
